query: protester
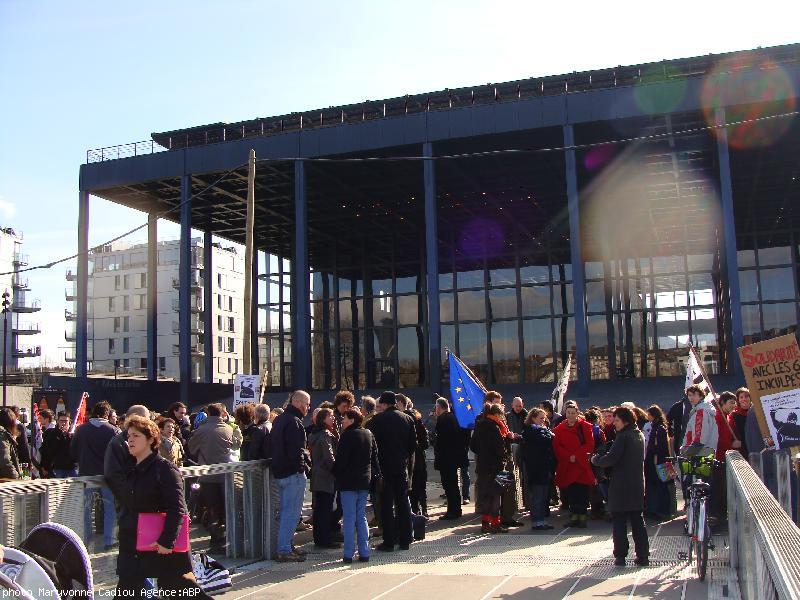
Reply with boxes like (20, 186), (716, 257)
(308, 407), (340, 549)
(644, 405), (671, 520)
(583, 408), (607, 519)
(108, 410), (120, 432)
(333, 390), (355, 437)
(408, 406), (429, 518)
(553, 404), (595, 528)
(235, 403), (260, 460)
(729, 388), (751, 457)
(591, 406), (649, 567)
(245, 404), (272, 460)
(9, 406), (31, 467)
(0, 407), (21, 480)
(471, 403), (511, 534)
(39, 409), (55, 431)
(366, 391), (417, 551)
(40, 411), (77, 477)
(71, 400), (118, 549)
(113, 415), (210, 599)
(667, 394), (692, 449)
(157, 417), (184, 467)
(187, 403), (233, 551)
(506, 397), (527, 435)
(434, 398), (467, 519)
(333, 408), (379, 564)
(680, 385), (718, 455)
(271, 390), (312, 562)
(166, 402), (192, 444)
(540, 401), (564, 429)
(521, 408), (555, 530)
(506, 397), (528, 515)
(602, 409), (617, 443)
(361, 396), (377, 428)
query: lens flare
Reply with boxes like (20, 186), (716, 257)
(701, 55), (796, 149)
(459, 218), (504, 259)
(633, 66), (689, 115)
(584, 144), (616, 171)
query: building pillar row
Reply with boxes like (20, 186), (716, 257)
(563, 124), (590, 398)
(292, 160), (311, 391)
(146, 214), (158, 381)
(423, 142), (442, 393)
(76, 191), (89, 380)
(203, 228), (214, 383)
(179, 175), (192, 405)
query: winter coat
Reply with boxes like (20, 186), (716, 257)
(520, 424), (555, 485)
(270, 404), (310, 480)
(114, 452), (192, 579)
(40, 428), (76, 473)
(667, 397), (691, 446)
(245, 423), (270, 460)
(308, 426), (336, 494)
(591, 424), (645, 513)
(729, 407), (749, 457)
(333, 426), (380, 491)
(159, 437), (184, 467)
(70, 418), (117, 476)
(470, 416), (510, 512)
(15, 424), (30, 465)
(187, 416), (233, 483)
(553, 418), (596, 488)
(0, 427), (21, 480)
(506, 409), (528, 436)
(715, 409), (734, 461)
(105, 431), (135, 503)
(745, 408), (768, 454)
(366, 407), (417, 480)
(411, 416), (428, 488)
(433, 411), (468, 470)
(681, 400), (718, 455)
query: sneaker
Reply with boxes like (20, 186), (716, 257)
(439, 513), (461, 521)
(490, 524), (509, 534)
(614, 557), (626, 567)
(295, 522), (312, 532)
(462, 499), (470, 505)
(634, 557), (649, 567)
(481, 521), (492, 534)
(292, 546), (307, 556)
(276, 552), (305, 563)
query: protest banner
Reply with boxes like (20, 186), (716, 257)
(737, 333), (800, 439)
(761, 388), (800, 449)
(233, 374), (260, 410)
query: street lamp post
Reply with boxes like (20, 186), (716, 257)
(2, 290), (10, 407)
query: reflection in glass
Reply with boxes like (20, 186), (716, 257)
(553, 284), (573, 315)
(551, 264), (572, 282)
(738, 270), (759, 303)
(585, 281), (605, 313)
(762, 302), (798, 338)
(440, 293), (455, 322)
(457, 290), (486, 321)
(741, 304), (761, 344)
(396, 295), (420, 326)
(398, 327), (424, 388)
(396, 272), (420, 294)
(759, 267), (795, 301)
(439, 272), (454, 290)
(488, 267), (516, 287)
(488, 288), (518, 319)
(457, 268), (485, 289)
(654, 276), (688, 308)
(758, 244), (792, 267)
(652, 256), (684, 274)
(441, 324), (455, 383)
(458, 322), (488, 383)
(490, 320), (520, 383)
(737, 248), (756, 268)
(687, 254), (713, 271)
(520, 263), (550, 285)
(555, 316), (576, 380)
(523, 319), (554, 382)
(372, 295), (394, 327)
(587, 315), (609, 380)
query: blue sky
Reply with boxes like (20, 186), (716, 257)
(1, 0), (798, 366)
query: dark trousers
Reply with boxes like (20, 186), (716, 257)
(564, 483), (590, 515)
(380, 474), (412, 546)
(501, 471), (518, 522)
(118, 574), (211, 600)
(611, 511), (649, 559)
(459, 457), (471, 500)
(710, 461), (727, 522)
(312, 491), (335, 545)
(440, 465), (462, 517)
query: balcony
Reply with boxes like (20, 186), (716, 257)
(172, 320), (203, 335)
(13, 253), (28, 267)
(171, 272), (202, 290)
(14, 299), (41, 313)
(172, 343), (204, 356)
(65, 269), (76, 282)
(14, 346), (41, 358)
(65, 286), (77, 302)
(65, 330), (76, 342)
(171, 297), (202, 313)
(65, 308), (77, 321)
(13, 322), (40, 335)
(12, 278), (29, 291)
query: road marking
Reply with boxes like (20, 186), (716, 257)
(370, 574), (422, 600)
(479, 574), (514, 600)
(293, 572), (360, 600)
(562, 578), (582, 599)
(627, 523), (663, 600)
(232, 580), (283, 600)
(680, 575), (688, 600)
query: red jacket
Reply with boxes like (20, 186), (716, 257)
(715, 409), (734, 461)
(553, 418), (596, 488)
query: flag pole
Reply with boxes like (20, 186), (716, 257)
(689, 343), (738, 441)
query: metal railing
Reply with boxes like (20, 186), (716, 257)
(0, 460), (276, 561)
(727, 451), (800, 600)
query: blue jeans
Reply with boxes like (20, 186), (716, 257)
(84, 486), (116, 546)
(53, 469), (78, 478)
(528, 483), (550, 525)
(340, 490), (369, 560)
(276, 473), (307, 554)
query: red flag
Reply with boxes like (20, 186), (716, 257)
(70, 393), (88, 434)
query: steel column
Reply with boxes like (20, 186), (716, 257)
(715, 108), (744, 373)
(563, 125), (589, 397)
(76, 191), (89, 379)
(203, 229), (213, 383)
(250, 248), (260, 375)
(292, 160), (311, 390)
(147, 214), (158, 381)
(179, 175), (192, 404)
(423, 142), (442, 392)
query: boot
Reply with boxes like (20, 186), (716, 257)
(420, 499), (429, 520)
(481, 516), (492, 533)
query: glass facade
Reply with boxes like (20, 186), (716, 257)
(259, 255), (292, 388)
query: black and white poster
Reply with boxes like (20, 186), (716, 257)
(762, 388), (800, 449)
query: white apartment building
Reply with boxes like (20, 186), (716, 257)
(0, 228), (42, 370)
(65, 237), (245, 383)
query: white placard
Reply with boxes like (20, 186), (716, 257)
(761, 388), (800, 449)
(233, 374), (260, 410)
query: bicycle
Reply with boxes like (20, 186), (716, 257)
(677, 453), (720, 582)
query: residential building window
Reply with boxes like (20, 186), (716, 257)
(217, 315), (223, 330)
(228, 317), (235, 332)
(227, 358), (232, 373)
(228, 296), (233, 312)
(227, 337), (234, 352)
(123, 316), (130, 332)
(114, 275), (121, 290)
(123, 338), (129, 353)
(158, 357), (166, 371)
(218, 274), (223, 288)
(123, 358), (130, 369)
(217, 294), (222, 309)
(139, 273), (146, 288)
(234, 358), (238, 373)
(140, 293), (147, 308)
(218, 336), (223, 352)
(109, 297), (115, 312)
(140, 358), (147, 371)
(109, 339), (115, 354)
(123, 274), (130, 289)
(123, 295), (130, 311)
(113, 317), (121, 333)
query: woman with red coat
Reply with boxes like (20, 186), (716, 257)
(553, 405), (596, 528)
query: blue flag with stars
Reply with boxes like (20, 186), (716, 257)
(448, 351), (487, 429)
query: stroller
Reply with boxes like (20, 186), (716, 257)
(0, 521), (94, 599)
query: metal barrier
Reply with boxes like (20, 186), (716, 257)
(0, 460), (276, 561)
(727, 451), (800, 600)
(749, 449), (796, 520)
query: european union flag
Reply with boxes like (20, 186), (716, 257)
(448, 351), (487, 429)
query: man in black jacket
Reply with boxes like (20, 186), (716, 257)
(271, 390), (311, 562)
(434, 398), (468, 519)
(366, 391), (417, 551)
(40, 411), (77, 477)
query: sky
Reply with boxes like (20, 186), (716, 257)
(0, 0), (798, 367)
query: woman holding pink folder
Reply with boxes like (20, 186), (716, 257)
(111, 415), (210, 598)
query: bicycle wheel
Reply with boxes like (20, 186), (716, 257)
(696, 523), (709, 581)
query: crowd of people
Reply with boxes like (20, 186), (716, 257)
(0, 381), (764, 589)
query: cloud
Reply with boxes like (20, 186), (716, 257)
(0, 197), (16, 221)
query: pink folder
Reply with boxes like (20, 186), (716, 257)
(136, 513), (190, 553)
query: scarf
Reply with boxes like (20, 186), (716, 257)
(733, 405), (749, 417)
(487, 414), (510, 438)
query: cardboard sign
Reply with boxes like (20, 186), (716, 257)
(737, 333), (800, 439)
(761, 388), (800, 449)
(233, 374), (260, 410)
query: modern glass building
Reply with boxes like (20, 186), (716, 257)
(76, 43), (800, 405)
